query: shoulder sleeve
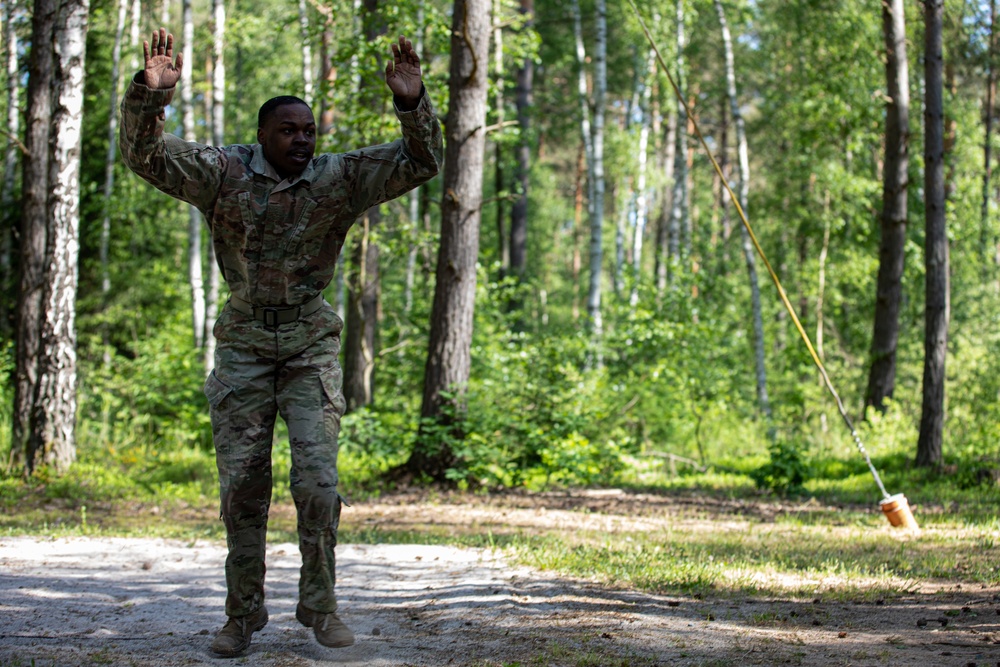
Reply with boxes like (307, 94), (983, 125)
(342, 89), (443, 217)
(119, 72), (226, 212)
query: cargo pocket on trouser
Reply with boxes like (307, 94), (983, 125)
(204, 370), (234, 454)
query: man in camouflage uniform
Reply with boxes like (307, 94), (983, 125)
(120, 28), (442, 656)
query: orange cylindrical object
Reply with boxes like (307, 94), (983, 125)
(879, 493), (919, 530)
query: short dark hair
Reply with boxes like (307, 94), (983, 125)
(258, 96), (311, 128)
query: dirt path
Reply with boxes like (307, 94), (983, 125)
(2, 494), (1000, 666)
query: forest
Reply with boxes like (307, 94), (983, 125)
(1, 0), (1000, 511)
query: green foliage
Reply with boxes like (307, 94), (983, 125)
(750, 438), (808, 497)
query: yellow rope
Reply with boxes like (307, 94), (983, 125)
(627, 0), (890, 498)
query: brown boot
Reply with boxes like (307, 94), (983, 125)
(296, 601), (355, 648)
(210, 606), (269, 656)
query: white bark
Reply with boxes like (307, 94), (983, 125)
(298, 0), (313, 106)
(31, 0), (89, 472)
(588, 0), (606, 340)
(128, 0), (141, 74)
(630, 48), (655, 308)
(1, 0), (19, 319)
(715, 0), (770, 418)
(181, 0), (205, 349)
(101, 0), (129, 298)
(668, 0), (687, 273)
(204, 0), (225, 370)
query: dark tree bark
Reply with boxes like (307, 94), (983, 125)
(343, 0), (386, 413)
(865, 0), (911, 414)
(343, 209), (380, 412)
(14, 0), (56, 472)
(917, 0), (948, 468)
(509, 0), (533, 280)
(1, 0), (21, 338)
(410, 0), (490, 481)
(982, 0), (997, 280)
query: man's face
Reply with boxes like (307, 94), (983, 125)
(257, 103), (317, 179)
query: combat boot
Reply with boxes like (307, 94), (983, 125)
(210, 605), (269, 656)
(296, 601), (355, 648)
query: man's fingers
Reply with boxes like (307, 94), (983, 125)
(165, 32), (174, 57)
(143, 40), (150, 64)
(174, 50), (183, 73)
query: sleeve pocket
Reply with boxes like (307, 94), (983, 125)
(204, 370), (233, 409)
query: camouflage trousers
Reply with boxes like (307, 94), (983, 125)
(203, 300), (347, 618)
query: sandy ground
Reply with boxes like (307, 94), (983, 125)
(2, 533), (1000, 667)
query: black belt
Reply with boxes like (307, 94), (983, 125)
(228, 294), (326, 327)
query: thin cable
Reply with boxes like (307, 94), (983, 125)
(627, 0), (890, 499)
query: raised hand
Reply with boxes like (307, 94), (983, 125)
(385, 36), (423, 109)
(143, 28), (183, 90)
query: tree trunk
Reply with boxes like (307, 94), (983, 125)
(203, 0), (225, 371)
(343, 209), (380, 412)
(127, 0), (141, 74)
(100, 0), (128, 303)
(14, 0), (56, 472)
(715, 0), (770, 419)
(411, 0), (490, 480)
(667, 0), (687, 277)
(403, 8), (427, 316)
(1, 0), (20, 338)
(588, 0), (607, 340)
(982, 0), (997, 281)
(572, 141), (584, 320)
(630, 49), (654, 309)
(571, 0), (595, 317)
(26, 0), (89, 474)
(917, 0), (948, 468)
(865, 0), (910, 414)
(298, 0), (314, 106)
(509, 0), (532, 279)
(655, 111), (676, 293)
(180, 0), (205, 350)
(493, 0), (507, 278)
(342, 0), (386, 413)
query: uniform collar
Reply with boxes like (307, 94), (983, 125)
(250, 145), (315, 188)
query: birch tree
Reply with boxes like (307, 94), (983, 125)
(100, 0), (129, 301)
(180, 0), (205, 349)
(298, 0), (314, 107)
(715, 0), (770, 418)
(1, 0), (20, 337)
(20, 0), (89, 473)
(865, 0), (910, 414)
(630, 48), (654, 308)
(667, 0), (687, 274)
(588, 0), (607, 338)
(917, 0), (948, 467)
(203, 0), (225, 371)
(410, 0), (490, 480)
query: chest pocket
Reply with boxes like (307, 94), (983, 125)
(283, 199), (320, 254)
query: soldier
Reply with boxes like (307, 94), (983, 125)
(120, 28), (442, 656)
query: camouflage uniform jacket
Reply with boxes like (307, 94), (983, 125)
(119, 73), (443, 308)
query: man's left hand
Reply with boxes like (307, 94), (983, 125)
(386, 35), (423, 110)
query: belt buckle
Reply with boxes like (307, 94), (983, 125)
(262, 308), (279, 328)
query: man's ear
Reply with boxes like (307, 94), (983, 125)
(257, 127), (265, 144)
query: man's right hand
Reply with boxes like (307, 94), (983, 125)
(143, 27), (183, 90)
